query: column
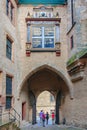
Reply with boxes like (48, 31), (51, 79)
(26, 22), (31, 56)
(55, 24), (61, 56)
(55, 24), (60, 42)
(27, 22), (31, 43)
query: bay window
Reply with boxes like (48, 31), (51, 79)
(32, 26), (55, 48)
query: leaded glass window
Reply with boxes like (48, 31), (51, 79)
(6, 97), (12, 109)
(6, 0), (9, 15)
(6, 75), (12, 109)
(32, 26), (55, 48)
(6, 37), (12, 60)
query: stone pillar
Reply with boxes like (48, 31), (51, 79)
(55, 24), (61, 56)
(55, 24), (60, 43)
(27, 22), (31, 43)
(26, 22), (31, 56)
(55, 105), (59, 124)
(29, 91), (36, 124)
(32, 102), (36, 124)
(55, 91), (61, 124)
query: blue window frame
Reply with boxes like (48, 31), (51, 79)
(6, 97), (12, 109)
(11, 4), (14, 21)
(32, 26), (55, 48)
(6, 0), (9, 15)
(6, 76), (12, 95)
(6, 0), (14, 23)
(6, 75), (12, 109)
(6, 37), (12, 60)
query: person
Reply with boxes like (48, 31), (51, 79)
(51, 112), (55, 125)
(42, 112), (45, 127)
(39, 110), (43, 124)
(45, 112), (49, 125)
(63, 117), (66, 125)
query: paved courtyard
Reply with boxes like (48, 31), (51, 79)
(21, 124), (85, 130)
(20, 118), (85, 130)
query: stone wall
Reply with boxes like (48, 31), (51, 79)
(17, 4), (69, 92)
(36, 91), (55, 115)
(66, 0), (87, 128)
(1, 0), (87, 128)
(67, 0), (87, 57)
(0, 0), (21, 112)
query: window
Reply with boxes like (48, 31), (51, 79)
(32, 26), (55, 48)
(50, 94), (55, 102)
(6, 0), (9, 16)
(70, 35), (74, 49)
(6, 97), (12, 109)
(11, 4), (14, 21)
(6, 37), (12, 60)
(6, 75), (12, 109)
(6, 0), (14, 23)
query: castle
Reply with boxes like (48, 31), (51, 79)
(0, 0), (87, 128)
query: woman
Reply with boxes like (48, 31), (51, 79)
(51, 112), (55, 125)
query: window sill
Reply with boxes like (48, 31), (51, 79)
(6, 95), (13, 97)
(28, 48), (60, 52)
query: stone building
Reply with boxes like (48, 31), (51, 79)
(0, 0), (87, 128)
(36, 91), (55, 115)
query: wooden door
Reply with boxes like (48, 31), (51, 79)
(22, 102), (26, 120)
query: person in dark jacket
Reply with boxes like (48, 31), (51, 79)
(45, 112), (49, 125)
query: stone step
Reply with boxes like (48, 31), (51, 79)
(20, 120), (31, 130)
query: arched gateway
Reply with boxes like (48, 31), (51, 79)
(18, 65), (73, 124)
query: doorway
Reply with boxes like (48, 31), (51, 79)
(36, 91), (55, 125)
(22, 102), (26, 120)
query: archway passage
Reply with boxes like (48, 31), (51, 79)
(20, 66), (73, 124)
(36, 91), (55, 124)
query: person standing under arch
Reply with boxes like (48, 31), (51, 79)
(51, 112), (55, 125)
(42, 112), (45, 127)
(45, 112), (49, 125)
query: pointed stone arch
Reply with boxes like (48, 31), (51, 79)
(17, 64), (74, 99)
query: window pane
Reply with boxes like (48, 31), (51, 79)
(32, 27), (42, 37)
(6, 97), (12, 109)
(32, 38), (42, 48)
(6, 38), (12, 60)
(6, 0), (9, 15)
(44, 27), (54, 36)
(6, 76), (12, 95)
(11, 4), (14, 21)
(50, 94), (55, 102)
(44, 38), (54, 48)
(32, 26), (55, 48)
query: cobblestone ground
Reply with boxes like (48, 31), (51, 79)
(20, 124), (85, 130)
(20, 118), (85, 130)
(31, 125), (85, 130)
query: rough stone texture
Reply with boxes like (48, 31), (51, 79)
(67, 0), (87, 57)
(36, 91), (55, 115)
(0, 0), (21, 113)
(0, 0), (87, 129)
(67, 0), (87, 128)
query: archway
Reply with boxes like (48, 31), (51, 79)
(19, 65), (73, 124)
(36, 91), (55, 124)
